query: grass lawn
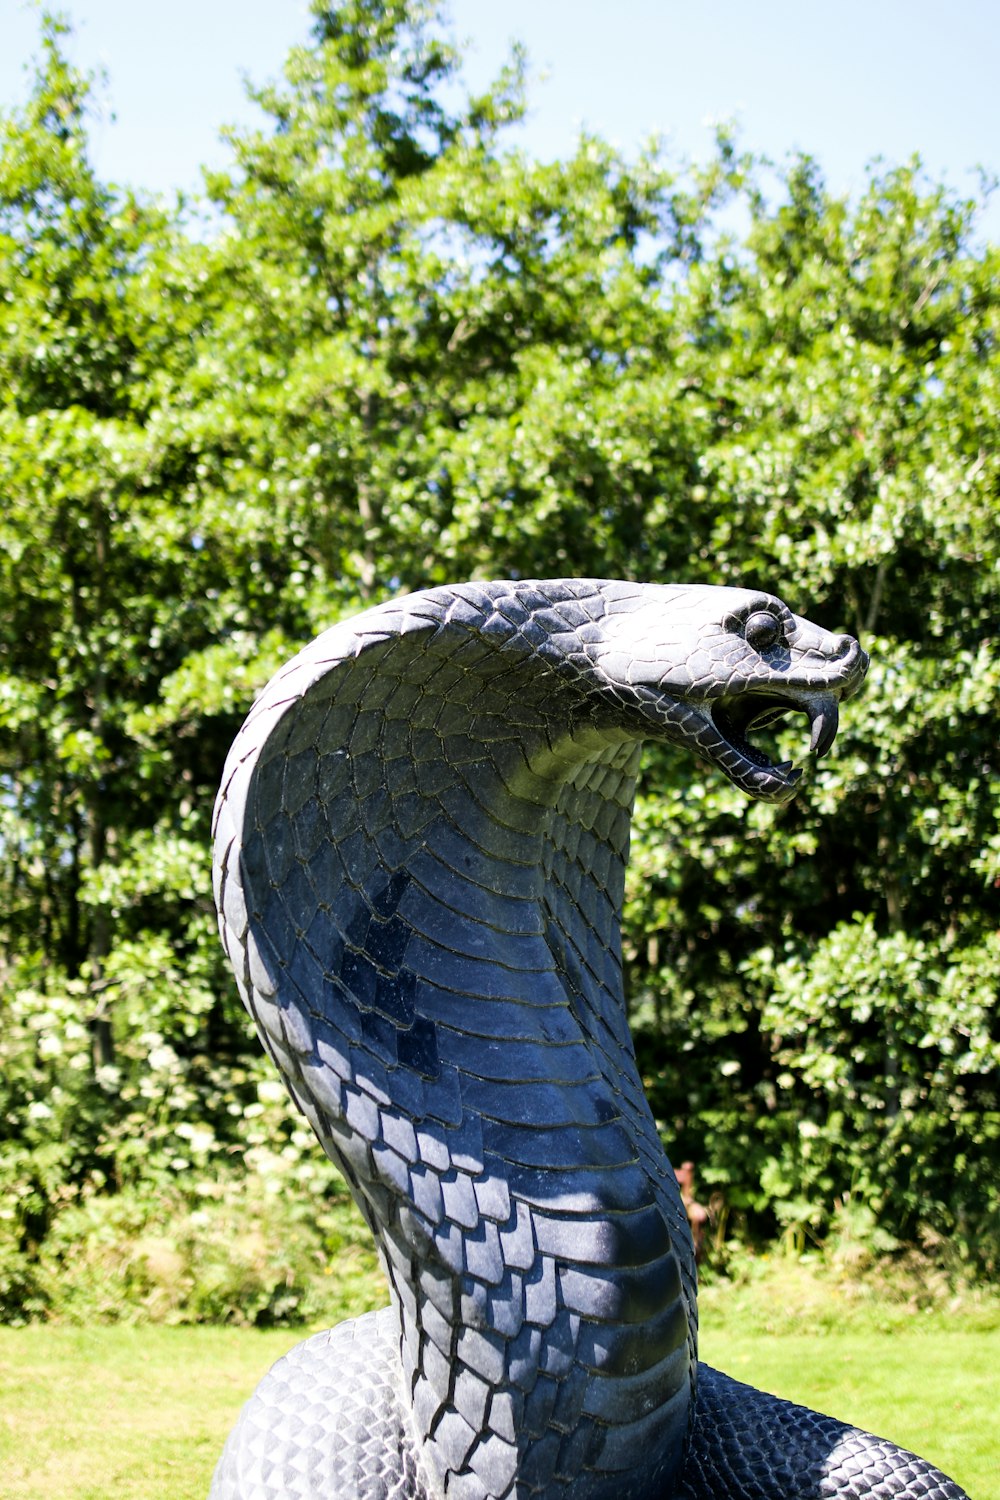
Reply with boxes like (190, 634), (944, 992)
(1, 1276), (997, 1499)
(0, 1324), (292, 1500)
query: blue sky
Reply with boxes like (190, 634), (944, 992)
(2, 0), (997, 239)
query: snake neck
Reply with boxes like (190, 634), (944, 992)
(355, 725), (695, 1498)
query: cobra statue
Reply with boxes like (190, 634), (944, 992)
(211, 579), (968, 1500)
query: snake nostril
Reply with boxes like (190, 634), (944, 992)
(831, 635), (861, 665)
(834, 637), (870, 688)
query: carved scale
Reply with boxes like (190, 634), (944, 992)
(211, 579), (967, 1500)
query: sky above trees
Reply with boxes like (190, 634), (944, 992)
(1, 1), (997, 239)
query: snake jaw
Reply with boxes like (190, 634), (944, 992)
(706, 690), (844, 799)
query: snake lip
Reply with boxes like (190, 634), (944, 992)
(711, 691), (840, 783)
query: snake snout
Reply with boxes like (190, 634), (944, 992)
(839, 639), (870, 696)
(818, 633), (868, 691)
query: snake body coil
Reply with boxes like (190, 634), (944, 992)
(211, 579), (967, 1500)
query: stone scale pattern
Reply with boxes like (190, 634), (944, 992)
(211, 579), (967, 1500)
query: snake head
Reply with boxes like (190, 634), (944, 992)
(591, 584), (869, 803)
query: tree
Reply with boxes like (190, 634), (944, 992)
(1, 4), (997, 1318)
(0, 19), (247, 1296)
(625, 156), (1000, 1269)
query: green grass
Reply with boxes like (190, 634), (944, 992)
(0, 1324), (292, 1500)
(1, 1272), (997, 1499)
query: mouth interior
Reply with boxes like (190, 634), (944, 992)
(711, 695), (809, 781)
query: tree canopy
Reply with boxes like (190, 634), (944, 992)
(1, 4), (997, 1320)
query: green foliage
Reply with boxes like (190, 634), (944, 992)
(24, 1170), (384, 1327)
(1, 3), (998, 1317)
(625, 152), (1000, 1269)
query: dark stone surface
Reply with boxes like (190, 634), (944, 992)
(211, 579), (968, 1499)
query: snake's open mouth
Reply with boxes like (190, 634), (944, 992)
(710, 692), (840, 786)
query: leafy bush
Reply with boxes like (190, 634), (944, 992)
(30, 1171), (385, 1327)
(1, 4), (997, 1313)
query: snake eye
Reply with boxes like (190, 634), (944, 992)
(743, 611), (784, 652)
